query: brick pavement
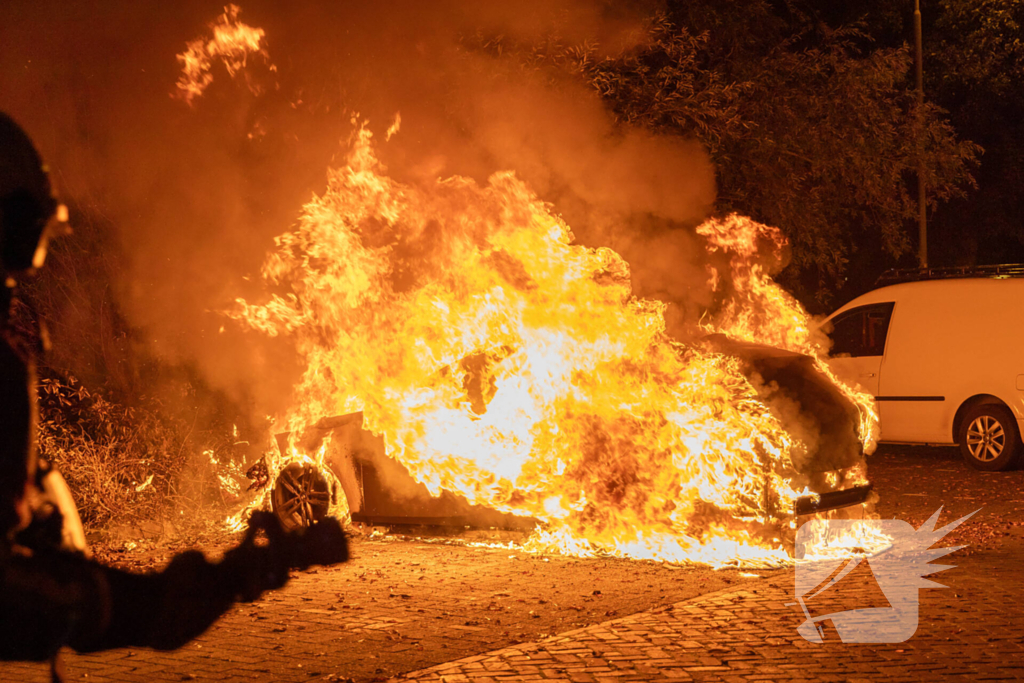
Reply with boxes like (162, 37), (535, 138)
(394, 532), (1024, 681)
(0, 540), (759, 683)
(3, 445), (1023, 682)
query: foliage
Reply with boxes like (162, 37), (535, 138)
(35, 372), (188, 528)
(471, 3), (980, 304)
(773, 0), (1024, 268)
(925, 0), (1024, 262)
(931, 0), (1024, 100)
(567, 8), (979, 302)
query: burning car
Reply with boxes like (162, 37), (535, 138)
(266, 413), (537, 534)
(231, 129), (878, 566)
(257, 331), (873, 561)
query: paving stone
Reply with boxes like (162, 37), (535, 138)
(3, 446), (1023, 682)
(392, 522), (1024, 681)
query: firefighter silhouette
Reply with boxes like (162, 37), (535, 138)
(0, 111), (349, 681)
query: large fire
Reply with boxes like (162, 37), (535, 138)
(230, 120), (877, 567)
(697, 215), (879, 450)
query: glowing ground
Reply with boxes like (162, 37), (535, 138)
(4, 444), (1022, 683)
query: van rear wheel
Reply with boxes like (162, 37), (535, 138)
(958, 403), (1021, 471)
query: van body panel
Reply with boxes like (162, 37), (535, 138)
(826, 355), (882, 395)
(877, 401), (951, 443)
(825, 278), (1024, 446)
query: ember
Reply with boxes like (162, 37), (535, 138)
(231, 121), (878, 567)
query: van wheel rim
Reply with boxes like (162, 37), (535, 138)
(966, 416), (1005, 462)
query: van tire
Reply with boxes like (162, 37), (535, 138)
(958, 403), (1021, 471)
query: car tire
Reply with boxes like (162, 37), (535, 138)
(271, 461), (334, 532)
(958, 403), (1021, 471)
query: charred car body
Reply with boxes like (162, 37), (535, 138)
(257, 337), (873, 551)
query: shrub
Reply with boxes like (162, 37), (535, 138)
(36, 372), (189, 529)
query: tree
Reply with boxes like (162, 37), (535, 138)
(462, 1), (979, 305)
(925, 0), (1024, 265)
(561, 3), (979, 306)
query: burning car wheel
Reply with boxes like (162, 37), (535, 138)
(959, 403), (1021, 471)
(271, 461), (333, 531)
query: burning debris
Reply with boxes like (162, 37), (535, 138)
(697, 215), (878, 449)
(175, 4), (275, 105)
(228, 121), (878, 567)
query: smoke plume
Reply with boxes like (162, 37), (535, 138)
(1, 0), (716, 419)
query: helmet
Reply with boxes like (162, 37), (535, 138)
(0, 112), (64, 277)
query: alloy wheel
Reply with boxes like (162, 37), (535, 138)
(273, 462), (332, 529)
(966, 415), (1006, 463)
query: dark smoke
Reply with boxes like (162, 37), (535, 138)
(1, 0), (716, 420)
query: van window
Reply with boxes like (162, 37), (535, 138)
(828, 302), (895, 357)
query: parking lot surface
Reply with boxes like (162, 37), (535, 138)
(3, 445), (1023, 682)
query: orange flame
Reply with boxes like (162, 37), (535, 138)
(232, 121), (877, 566)
(175, 4), (274, 105)
(697, 215), (879, 455)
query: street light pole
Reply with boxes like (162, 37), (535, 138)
(915, 0), (928, 268)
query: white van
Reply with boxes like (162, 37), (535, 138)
(824, 271), (1024, 471)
